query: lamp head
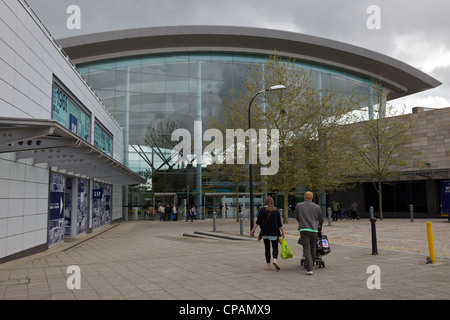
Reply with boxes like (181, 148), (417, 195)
(268, 85), (286, 91)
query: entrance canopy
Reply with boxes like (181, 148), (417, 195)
(0, 117), (145, 185)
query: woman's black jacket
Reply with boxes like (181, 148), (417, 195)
(256, 207), (282, 237)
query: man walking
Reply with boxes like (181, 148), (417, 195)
(294, 191), (324, 275)
(331, 199), (340, 222)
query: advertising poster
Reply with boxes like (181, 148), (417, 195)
(49, 173), (65, 246)
(64, 178), (72, 236)
(80, 110), (90, 141)
(94, 123), (101, 150)
(69, 114), (78, 134)
(93, 182), (112, 229)
(77, 179), (88, 235)
(52, 85), (68, 127)
(94, 123), (113, 156)
(102, 184), (112, 226)
(68, 99), (79, 134)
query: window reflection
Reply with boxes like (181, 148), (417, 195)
(78, 53), (377, 200)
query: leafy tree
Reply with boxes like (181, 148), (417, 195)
(297, 88), (360, 210)
(246, 53), (314, 223)
(207, 51), (363, 223)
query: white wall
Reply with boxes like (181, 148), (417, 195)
(0, 154), (49, 259)
(0, 0), (125, 261)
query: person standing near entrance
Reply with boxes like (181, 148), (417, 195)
(331, 199), (340, 222)
(186, 205), (192, 222)
(350, 201), (359, 220)
(294, 191), (324, 275)
(172, 204), (178, 221)
(164, 203), (171, 221)
(158, 203), (164, 221)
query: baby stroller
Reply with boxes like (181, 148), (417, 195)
(300, 226), (330, 268)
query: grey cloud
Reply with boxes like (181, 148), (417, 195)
(26, 0), (449, 107)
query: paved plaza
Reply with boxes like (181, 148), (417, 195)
(0, 217), (449, 301)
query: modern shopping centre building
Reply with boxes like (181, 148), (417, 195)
(58, 25), (444, 219)
(0, 0), (445, 262)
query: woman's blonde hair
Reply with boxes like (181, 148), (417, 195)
(264, 196), (276, 212)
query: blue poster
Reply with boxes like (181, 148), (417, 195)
(49, 192), (64, 220)
(64, 178), (72, 236)
(93, 189), (103, 199)
(93, 182), (112, 229)
(77, 179), (88, 235)
(49, 173), (65, 246)
(69, 114), (78, 134)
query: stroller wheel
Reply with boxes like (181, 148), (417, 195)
(319, 261), (325, 268)
(300, 258), (304, 266)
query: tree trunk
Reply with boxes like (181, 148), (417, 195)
(378, 179), (383, 220)
(317, 189), (326, 220)
(283, 191), (289, 224)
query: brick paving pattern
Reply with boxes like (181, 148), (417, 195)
(0, 218), (449, 300)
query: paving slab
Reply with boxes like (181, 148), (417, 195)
(0, 218), (448, 303)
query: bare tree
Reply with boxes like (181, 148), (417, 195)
(340, 93), (420, 219)
(132, 120), (195, 191)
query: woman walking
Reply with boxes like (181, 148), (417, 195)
(251, 196), (285, 270)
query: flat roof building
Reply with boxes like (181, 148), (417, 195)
(56, 25), (442, 218)
(0, 0), (445, 263)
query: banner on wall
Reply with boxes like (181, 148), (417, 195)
(64, 178), (72, 236)
(93, 182), (112, 229)
(49, 173), (65, 246)
(69, 114), (78, 134)
(77, 179), (88, 235)
(52, 86), (68, 127)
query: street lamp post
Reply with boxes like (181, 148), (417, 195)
(248, 85), (286, 234)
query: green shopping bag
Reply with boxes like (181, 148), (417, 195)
(281, 238), (293, 259)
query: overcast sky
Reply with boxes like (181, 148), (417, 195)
(26, 0), (450, 112)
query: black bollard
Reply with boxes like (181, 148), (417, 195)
(239, 212), (244, 236)
(370, 217), (378, 255)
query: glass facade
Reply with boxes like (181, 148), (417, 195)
(77, 53), (377, 215)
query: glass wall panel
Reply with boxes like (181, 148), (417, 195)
(77, 53), (377, 210)
(329, 74), (348, 94)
